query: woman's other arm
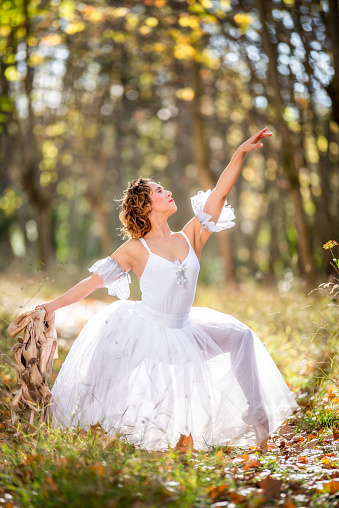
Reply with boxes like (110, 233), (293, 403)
(37, 241), (135, 321)
(37, 273), (105, 321)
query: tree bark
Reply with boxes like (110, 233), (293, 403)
(324, 0), (339, 124)
(255, 0), (314, 280)
(192, 59), (237, 286)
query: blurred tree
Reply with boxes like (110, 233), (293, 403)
(0, 0), (338, 284)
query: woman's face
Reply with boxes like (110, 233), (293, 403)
(147, 182), (177, 215)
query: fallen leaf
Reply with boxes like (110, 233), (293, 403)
(216, 450), (224, 460)
(322, 457), (332, 466)
(227, 491), (246, 503)
(89, 463), (106, 476)
(290, 434), (304, 443)
(23, 454), (44, 465)
(90, 422), (105, 437)
(244, 459), (261, 470)
(279, 423), (295, 437)
(206, 484), (229, 500)
(324, 480), (339, 494)
(333, 428), (339, 441)
(101, 434), (117, 450)
(259, 476), (283, 497)
(55, 457), (71, 467)
(304, 439), (317, 450)
(174, 433), (196, 453)
(283, 500), (296, 508)
(233, 454), (249, 463)
(297, 456), (308, 464)
(44, 476), (58, 492)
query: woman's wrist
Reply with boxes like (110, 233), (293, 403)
(233, 147), (246, 159)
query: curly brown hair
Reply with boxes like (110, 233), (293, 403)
(119, 177), (153, 239)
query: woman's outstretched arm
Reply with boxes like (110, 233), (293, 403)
(36, 241), (135, 321)
(184, 127), (272, 253)
(36, 273), (105, 321)
(203, 127), (272, 222)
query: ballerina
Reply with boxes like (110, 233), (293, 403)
(37, 127), (298, 451)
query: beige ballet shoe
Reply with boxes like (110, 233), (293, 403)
(23, 338), (37, 365)
(38, 385), (52, 400)
(30, 363), (43, 387)
(7, 311), (34, 337)
(12, 343), (25, 374)
(11, 388), (23, 412)
(22, 384), (37, 404)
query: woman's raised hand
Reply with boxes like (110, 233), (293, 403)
(237, 127), (273, 154)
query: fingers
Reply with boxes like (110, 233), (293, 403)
(252, 128), (273, 142)
(246, 142), (263, 152)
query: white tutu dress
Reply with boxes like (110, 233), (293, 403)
(50, 190), (298, 451)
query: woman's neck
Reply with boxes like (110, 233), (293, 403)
(145, 219), (171, 239)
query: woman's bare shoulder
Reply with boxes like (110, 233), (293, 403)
(110, 238), (145, 272)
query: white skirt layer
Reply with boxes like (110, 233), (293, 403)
(50, 300), (298, 451)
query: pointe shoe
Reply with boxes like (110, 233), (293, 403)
(30, 363), (43, 387)
(23, 338), (37, 365)
(12, 343), (26, 375)
(38, 385), (52, 400)
(11, 388), (23, 412)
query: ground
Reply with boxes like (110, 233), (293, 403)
(0, 273), (338, 507)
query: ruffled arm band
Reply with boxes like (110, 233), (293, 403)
(88, 257), (131, 300)
(190, 189), (236, 233)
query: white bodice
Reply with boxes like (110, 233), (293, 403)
(135, 231), (200, 328)
(88, 189), (236, 326)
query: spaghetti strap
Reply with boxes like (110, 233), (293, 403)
(139, 237), (151, 254)
(180, 230), (191, 247)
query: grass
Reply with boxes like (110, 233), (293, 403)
(0, 274), (339, 507)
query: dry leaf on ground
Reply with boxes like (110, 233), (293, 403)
(244, 459), (261, 470)
(259, 476), (283, 497)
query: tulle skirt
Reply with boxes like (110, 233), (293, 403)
(50, 300), (298, 451)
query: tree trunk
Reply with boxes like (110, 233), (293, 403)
(191, 59), (236, 286)
(91, 201), (113, 255)
(36, 204), (53, 266)
(324, 0), (339, 124)
(255, 0), (314, 280)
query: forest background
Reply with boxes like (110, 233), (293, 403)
(1, 2), (339, 506)
(0, 0), (339, 288)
